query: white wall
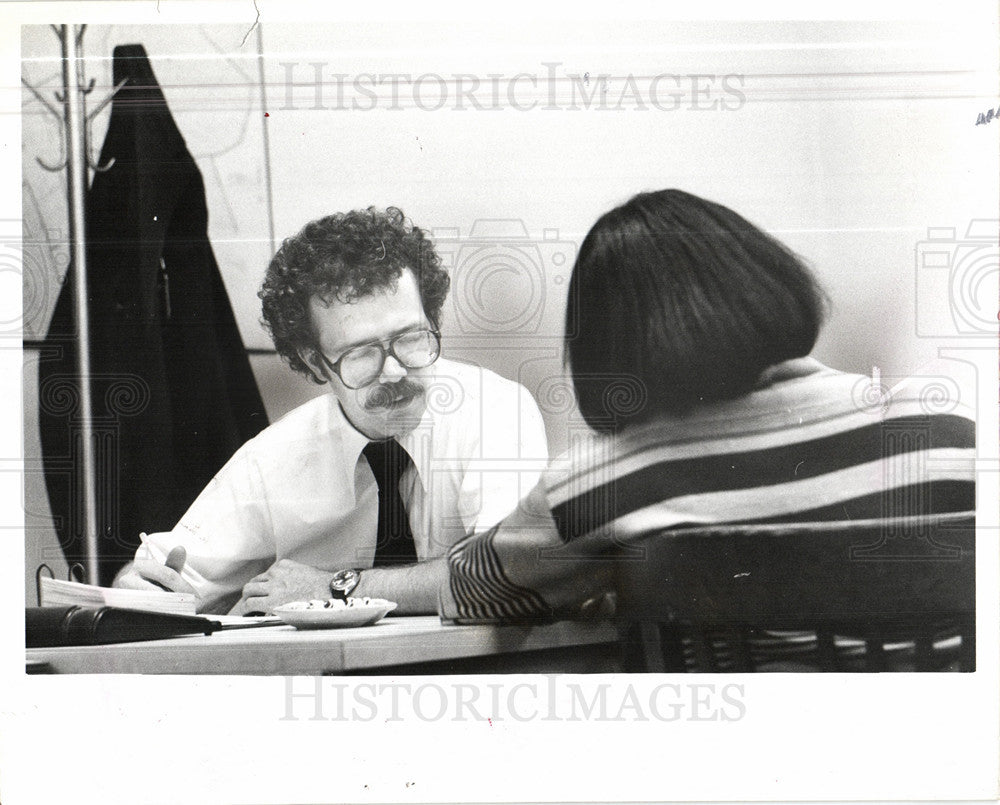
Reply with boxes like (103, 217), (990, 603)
(21, 19), (999, 599)
(261, 18), (997, 445)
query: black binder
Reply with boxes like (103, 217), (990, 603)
(25, 606), (221, 648)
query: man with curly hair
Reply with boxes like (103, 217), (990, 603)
(114, 207), (548, 614)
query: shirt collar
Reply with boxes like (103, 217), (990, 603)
(331, 396), (434, 494)
(753, 356), (828, 390)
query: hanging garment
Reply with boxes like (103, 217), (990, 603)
(38, 44), (268, 586)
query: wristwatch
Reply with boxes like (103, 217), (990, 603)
(329, 568), (362, 600)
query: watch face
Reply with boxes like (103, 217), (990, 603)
(330, 569), (360, 596)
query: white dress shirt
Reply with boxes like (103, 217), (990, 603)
(138, 359), (549, 612)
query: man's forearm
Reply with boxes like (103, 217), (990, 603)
(352, 557), (448, 615)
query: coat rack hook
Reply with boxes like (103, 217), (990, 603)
(84, 77), (127, 174)
(22, 76), (68, 171)
(86, 77), (128, 121)
(36, 154), (69, 173)
(21, 76), (62, 120)
(87, 154), (116, 173)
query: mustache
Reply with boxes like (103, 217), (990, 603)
(364, 379), (425, 410)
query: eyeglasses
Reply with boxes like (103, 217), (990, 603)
(316, 328), (441, 389)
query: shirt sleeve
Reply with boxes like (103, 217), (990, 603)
(137, 443), (276, 613)
(442, 477), (617, 622)
(459, 378), (550, 534)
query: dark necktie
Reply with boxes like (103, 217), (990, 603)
(362, 439), (417, 566)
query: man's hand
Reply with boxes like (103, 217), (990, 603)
(231, 559), (334, 615)
(113, 546), (199, 597)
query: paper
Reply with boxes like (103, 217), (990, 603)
(38, 576), (197, 616)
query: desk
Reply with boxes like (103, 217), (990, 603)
(26, 616), (622, 675)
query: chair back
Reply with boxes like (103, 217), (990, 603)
(614, 512), (975, 672)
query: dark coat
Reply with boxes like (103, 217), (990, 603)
(39, 44), (268, 585)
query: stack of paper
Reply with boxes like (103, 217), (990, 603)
(39, 576), (198, 616)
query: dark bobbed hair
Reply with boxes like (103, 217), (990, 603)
(259, 206), (450, 383)
(565, 189), (827, 432)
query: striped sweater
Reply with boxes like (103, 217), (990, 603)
(444, 358), (977, 622)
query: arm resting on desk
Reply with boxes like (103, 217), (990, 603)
(439, 480), (617, 622)
(352, 558), (448, 615)
(230, 557), (448, 615)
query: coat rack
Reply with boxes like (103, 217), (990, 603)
(23, 25), (127, 586)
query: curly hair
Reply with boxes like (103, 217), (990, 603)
(259, 206), (450, 383)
